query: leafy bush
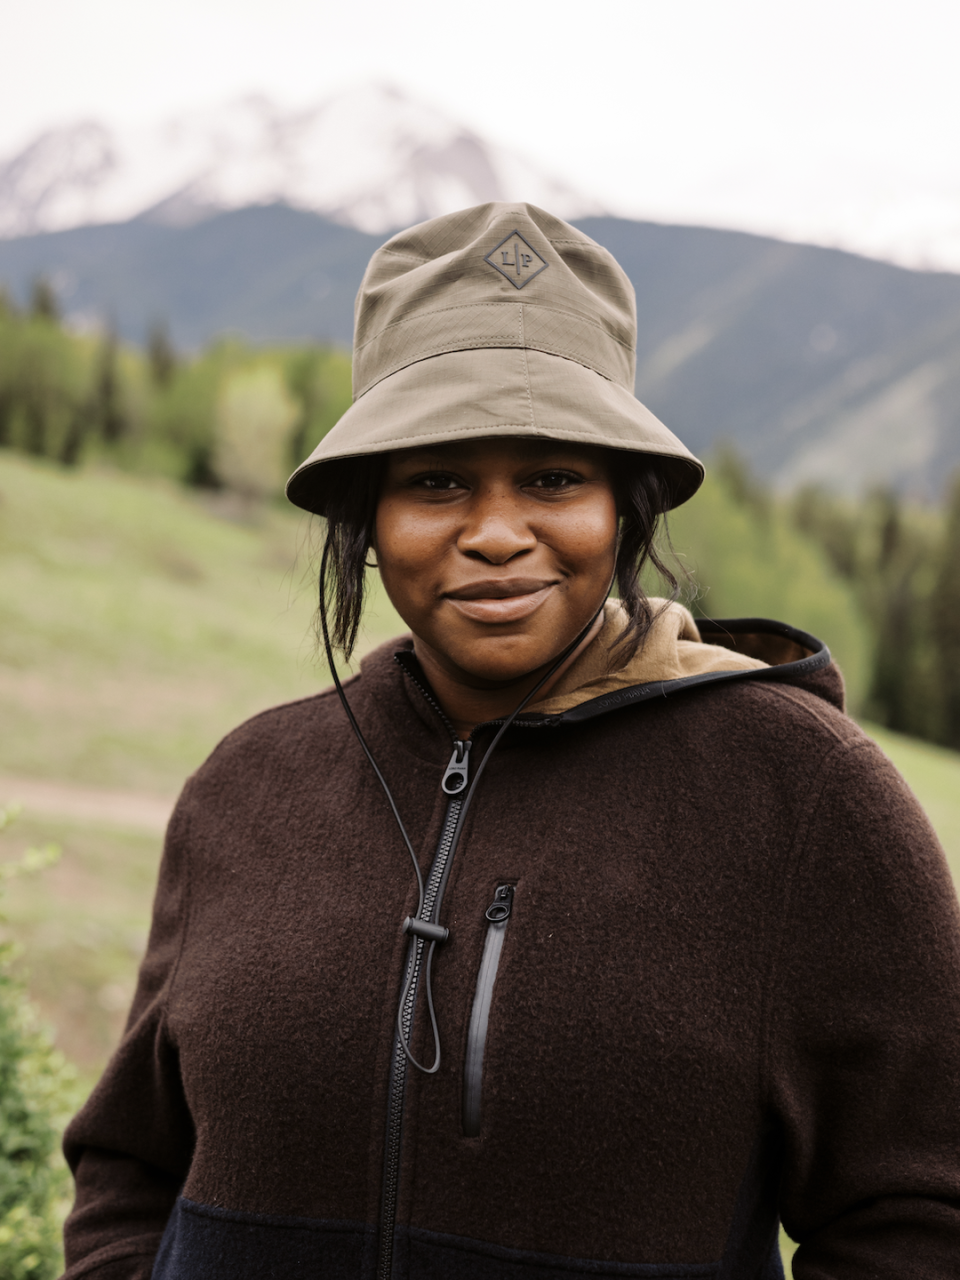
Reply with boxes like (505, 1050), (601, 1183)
(0, 805), (80, 1279)
(0, 306), (97, 465)
(213, 363), (299, 501)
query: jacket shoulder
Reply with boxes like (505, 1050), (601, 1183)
(213, 684), (345, 758)
(697, 679), (940, 843)
(627, 666), (862, 761)
(719, 675), (859, 748)
(178, 685), (353, 811)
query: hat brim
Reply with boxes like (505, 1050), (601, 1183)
(286, 348), (704, 516)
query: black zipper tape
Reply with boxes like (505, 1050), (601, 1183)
(377, 793), (463, 1280)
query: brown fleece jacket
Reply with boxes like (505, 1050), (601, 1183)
(61, 619), (960, 1280)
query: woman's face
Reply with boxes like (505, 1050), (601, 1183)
(375, 437), (618, 689)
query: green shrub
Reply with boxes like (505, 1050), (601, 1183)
(213, 363), (299, 501)
(0, 805), (80, 1279)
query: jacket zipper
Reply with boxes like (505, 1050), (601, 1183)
(376, 737), (469, 1280)
(462, 884), (515, 1138)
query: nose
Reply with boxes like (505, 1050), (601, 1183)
(456, 489), (537, 564)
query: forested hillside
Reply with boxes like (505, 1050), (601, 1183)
(0, 282), (351, 490)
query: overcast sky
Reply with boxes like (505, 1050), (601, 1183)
(4, 0), (960, 265)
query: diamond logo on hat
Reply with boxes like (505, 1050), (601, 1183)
(484, 230), (549, 289)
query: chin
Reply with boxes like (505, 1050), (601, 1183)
(453, 638), (557, 686)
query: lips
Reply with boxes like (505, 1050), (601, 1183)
(444, 578), (558, 624)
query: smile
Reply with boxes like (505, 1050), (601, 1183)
(444, 579), (557, 624)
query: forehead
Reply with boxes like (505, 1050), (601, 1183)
(387, 437), (610, 470)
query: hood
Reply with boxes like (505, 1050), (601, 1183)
(528, 600), (767, 716)
(521, 599), (840, 724)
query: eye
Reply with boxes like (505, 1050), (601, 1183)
(528, 469), (583, 491)
(412, 471), (464, 491)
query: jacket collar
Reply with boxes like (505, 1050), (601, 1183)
(377, 600), (839, 742)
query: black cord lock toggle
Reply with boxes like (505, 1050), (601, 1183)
(403, 916), (450, 944)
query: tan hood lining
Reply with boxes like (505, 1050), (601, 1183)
(528, 600), (768, 717)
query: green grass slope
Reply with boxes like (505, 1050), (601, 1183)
(0, 812), (161, 1077)
(0, 452), (401, 794)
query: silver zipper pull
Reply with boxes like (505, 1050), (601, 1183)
(441, 740), (471, 795)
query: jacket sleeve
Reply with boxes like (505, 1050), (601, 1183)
(769, 735), (960, 1278)
(61, 785), (197, 1279)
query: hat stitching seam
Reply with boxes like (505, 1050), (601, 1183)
(355, 332), (514, 362)
(355, 339), (632, 377)
(372, 247), (430, 262)
(294, 425), (700, 454)
(354, 302), (635, 355)
(354, 344), (621, 400)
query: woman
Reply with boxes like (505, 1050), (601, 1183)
(62, 204), (960, 1280)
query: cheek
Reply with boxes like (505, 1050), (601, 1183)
(551, 494), (619, 575)
(375, 500), (450, 608)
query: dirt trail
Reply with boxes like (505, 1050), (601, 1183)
(0, 774), (174, 833)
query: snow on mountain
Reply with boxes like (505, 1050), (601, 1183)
(0, 84), (603, 238)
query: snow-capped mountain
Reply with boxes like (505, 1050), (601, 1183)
(0, 84), (603, 238)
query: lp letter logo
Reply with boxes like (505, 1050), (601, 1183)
(484, 231), (549, 289)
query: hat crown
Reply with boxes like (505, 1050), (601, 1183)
(352, 203), (638, 399)
(285, 202), (704, 518)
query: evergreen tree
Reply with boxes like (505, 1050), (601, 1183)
(56, 408), (90, 469)
(28, 281), (58, 325)
(712, 443), (771, 524)
(147, 322), (177, 388)
(868, 491), (915, 732)
(93, 331), (127, 445)
(0, 300), (16, 447)
(792, 485), (860, 580)
(931, 474), (960, 748)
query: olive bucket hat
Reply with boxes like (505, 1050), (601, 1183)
(285, 202), (704, 514)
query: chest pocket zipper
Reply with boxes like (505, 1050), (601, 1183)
(463, 884), (515, 1137)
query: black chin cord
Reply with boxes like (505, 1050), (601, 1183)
(319, 537), (605, 1073)
(319, 540), (426, 912)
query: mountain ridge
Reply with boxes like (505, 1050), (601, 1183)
(2, 205), (959, 497)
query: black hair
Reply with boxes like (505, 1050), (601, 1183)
(317, 449), (683, 663)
